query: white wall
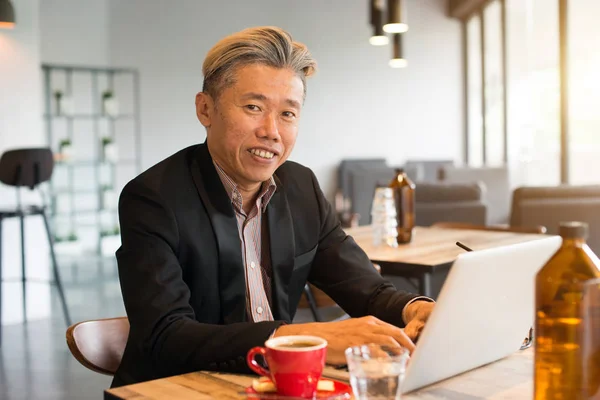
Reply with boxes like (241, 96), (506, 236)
(107, 0), (463, 198)
(40, 0), (109, 66)
(0, 0), (52, 325)
(0, 1), (43, 150)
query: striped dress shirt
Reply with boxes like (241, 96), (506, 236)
(213, 162), (277, 322)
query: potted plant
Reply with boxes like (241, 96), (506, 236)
(54, 90), (63, 115)
(102, 90), (119, 117)
(101, 136), (118, 162)
(53, 90), (73, 116)
(100, 229), (112, 238)
(58, 138), (73, 162)
(101, 225), (120, 238)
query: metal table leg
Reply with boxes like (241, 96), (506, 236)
(19, 212), (27, 324)
(418, 272), (432, 297)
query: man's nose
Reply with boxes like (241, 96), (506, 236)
(257, 113), (280, 141)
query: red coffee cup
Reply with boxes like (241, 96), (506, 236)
(247, 335), (328, 398)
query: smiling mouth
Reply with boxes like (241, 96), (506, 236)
(249, 148), (276, 160)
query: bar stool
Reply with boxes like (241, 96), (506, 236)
(0, 148), (72, 346)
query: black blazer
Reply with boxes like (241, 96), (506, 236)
(112, 142), (418, 387)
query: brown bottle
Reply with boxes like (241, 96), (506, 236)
(534, 222), (600, 400)
(388, 168), (415, 244)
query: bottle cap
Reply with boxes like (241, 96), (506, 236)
(559, 221), (589, 239)
(395, 168), (405, 174)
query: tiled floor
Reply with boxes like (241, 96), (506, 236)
(0, 255), (344, 400)
(1, 256), (124, 400)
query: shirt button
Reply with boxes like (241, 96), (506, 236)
(257, 306), (263, 314)
(250, 262), (256, 269)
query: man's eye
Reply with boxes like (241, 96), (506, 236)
(282, 111), (296, 118)
(246, 105), (261, 111)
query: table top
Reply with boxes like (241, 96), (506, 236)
(405, 348), (533, 399)
(344, 226), (547, 271)
(105, 349), (533, 399)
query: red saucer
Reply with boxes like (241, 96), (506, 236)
(245, 379), (352, 399)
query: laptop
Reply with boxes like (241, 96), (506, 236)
(323, 235), (562, 394)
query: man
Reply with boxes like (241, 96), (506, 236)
(113, 26), (434, 388)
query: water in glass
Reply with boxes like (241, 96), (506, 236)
(345, 344), (409, 400)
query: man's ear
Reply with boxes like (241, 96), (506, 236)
(195, 92), (214, 128)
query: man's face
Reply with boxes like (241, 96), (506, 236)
(197, 64), (304, 190)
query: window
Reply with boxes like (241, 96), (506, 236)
(506, 0), (560, 186)
(465, 0), (506, 169)
(463, 0), (575, 186)
(568, 0), (600, 184)
(467, 15), (483, 167)
(483, 1), (504, 167)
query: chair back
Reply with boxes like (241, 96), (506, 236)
(443, 166), (511, 225)
(404, 160), (455, 182)
(0, 148), (54, 189)
(510, 185), (600, 252)
(337, 159), (388, 199)
(415, 182), (488, 227)
(66, 317), (129, 375)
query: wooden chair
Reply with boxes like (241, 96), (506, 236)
(66, 317), (129, 375)
(431, 221), (547, 234)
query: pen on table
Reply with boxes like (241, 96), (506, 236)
(456, 241), (474, 252)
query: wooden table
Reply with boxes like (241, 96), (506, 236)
(344, 226), (547, 297)
(105, 348), (534, 399)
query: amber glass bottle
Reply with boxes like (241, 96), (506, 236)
(388, 169), (415, 244)
(534, 222), (600, 400)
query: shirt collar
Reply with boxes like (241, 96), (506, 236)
(213, 161), (277, 213)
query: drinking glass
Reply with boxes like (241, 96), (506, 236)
(345, 344), (410, 400)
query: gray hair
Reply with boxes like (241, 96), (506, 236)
(202, 26), (317, 101)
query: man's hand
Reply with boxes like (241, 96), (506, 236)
(273, 316), (415, 365)
(403, 301), (435, 342)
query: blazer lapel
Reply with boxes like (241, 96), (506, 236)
(267, 174), (295, 322)
(190, 143), (247, 324)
